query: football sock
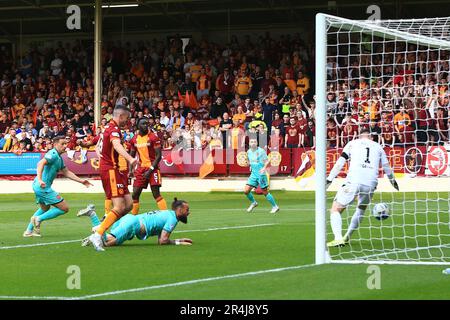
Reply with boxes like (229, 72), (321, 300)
(37, 207), (66, 222)
(96, 209), (120, 236)
(89, 212), (107, 241)
(131, 200), (140, 215)
(156, 196), (167, 210)
(330, 211), (343, 241)
(265, 193), (277, 207)
(90, 212), (101, 227)
(27, 208), (47, 231)
(344, 208), (365, 240)
(246, 192), (256, 203)
(104, 199), (112, 216)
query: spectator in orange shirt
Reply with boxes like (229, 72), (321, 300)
(228, 119), (245, 150)
(131, 58), (144, 79)
(362, 98), (380, 121)
(284, 72), (297, 93)
(235, 71), (253, 98)
(296, 71), (310, 96)
(12, 97), (25, 116)
(232, 105), (247, 124)
(196, 68), (211, 100)
(394, 106), (411, 134)
(189, 59), (202, 83)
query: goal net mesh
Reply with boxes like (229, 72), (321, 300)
(323, 15), (450, 264)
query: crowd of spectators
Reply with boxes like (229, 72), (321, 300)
(0, 33), (448, 157)
(325, 43), (450, 149)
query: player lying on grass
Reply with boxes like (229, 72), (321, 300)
(244, 137), (279, 214)
(78, 198), (192, 250)
(325, 128), (399, 248)
(23, 135), (93, 237)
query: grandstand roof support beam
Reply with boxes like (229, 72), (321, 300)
(94, 0), (102, 128)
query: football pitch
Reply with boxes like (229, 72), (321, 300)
(0, 191), (448, 300)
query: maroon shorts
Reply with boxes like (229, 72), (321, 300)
(120, 169), (131, 186)
(100, 168), (130, 199)
(133, 167), (162, 189)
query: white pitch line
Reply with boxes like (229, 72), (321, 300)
(175, 223), (277, 233)
(0, 239), (81, 250)
(0, 263), (317, 300)
(0, 223), (277, 250)
(0, 295), (69, 300)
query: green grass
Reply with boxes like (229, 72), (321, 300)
(0, 191), (449, 300)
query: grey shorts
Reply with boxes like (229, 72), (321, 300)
(334, 182), (375, 208)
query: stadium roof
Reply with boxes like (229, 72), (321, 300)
(0, 0), (449, 37)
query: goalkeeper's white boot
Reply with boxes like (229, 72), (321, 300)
(77, 204), (95, 217)
(247, 202), (258, 212)
(270, 206), (280, 214)
(327, 239), (346, 247)
(89, 232), (105, 252)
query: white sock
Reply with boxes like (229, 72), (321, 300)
(344, 208), (365, 240)
(330, 211), (343, 240)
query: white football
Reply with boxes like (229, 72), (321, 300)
(372, 203), (390, 220)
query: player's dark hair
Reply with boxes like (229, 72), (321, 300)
(52, 135), (67, 143)
(138, 117), (148, 126)
(247, 131), (258, 141)
(172, 197), (187, 210)
(360, 128), (371, 135)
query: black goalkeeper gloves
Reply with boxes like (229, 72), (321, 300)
(391, 179), (399, 191)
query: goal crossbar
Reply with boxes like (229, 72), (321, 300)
(323, 13), (450, 50)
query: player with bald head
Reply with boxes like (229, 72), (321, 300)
(87, 105), (138, 251)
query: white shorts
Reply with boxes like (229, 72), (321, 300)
(334, 182), (375, 208)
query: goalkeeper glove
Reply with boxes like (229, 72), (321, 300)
(391, 179), (399, 191)
(326, 179), (332, 189)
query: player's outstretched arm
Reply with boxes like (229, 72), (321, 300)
(327, 141), (352, 188)
(36, 158), (48, 188)
(381, 150), (399, 191)
(158, 230), (192, 246)
(60, 168), (93, 188)
(112, 138), (137, 166)
(326, 153), (347, 188)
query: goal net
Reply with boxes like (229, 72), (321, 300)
(315, 14), (450, 265)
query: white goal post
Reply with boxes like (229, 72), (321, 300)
(315, 13), (450, 265)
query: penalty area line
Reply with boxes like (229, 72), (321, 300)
(0, 263), (317, 300)
(0, 223), (278, 250)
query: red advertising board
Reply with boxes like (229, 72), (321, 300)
(3, 145), (437, 178)
(292, 146), (428, 177)
(229, 148), (292, 175)
(159, 149), (227, 176)
(228, 149), (251, 175)
(268, 148), (291, 175)
(425, 145), (450, 176)
(61, 151), (100, 175)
